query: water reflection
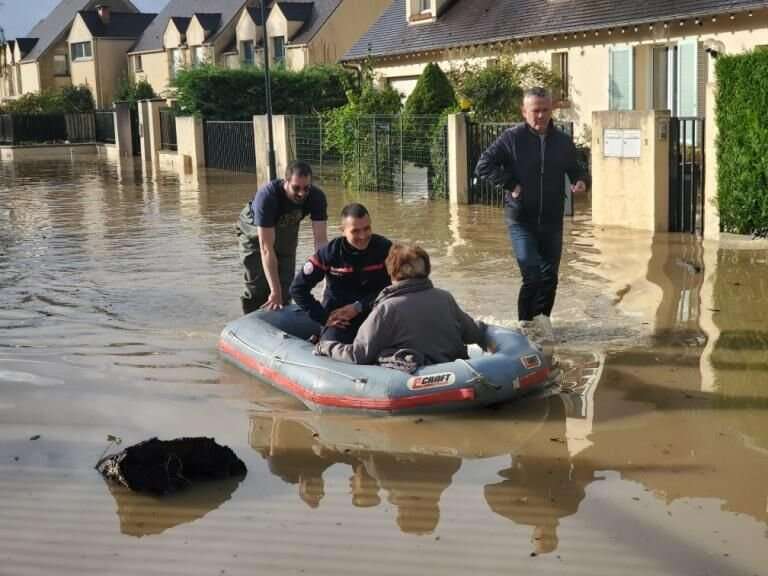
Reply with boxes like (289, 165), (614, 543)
(106, 475), (244, 537)
(249, 395), (579, 539)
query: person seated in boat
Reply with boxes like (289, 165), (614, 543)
(290, 203), (392, 344)
(314, 244), (487, 368)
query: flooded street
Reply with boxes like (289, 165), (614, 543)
(1, 156), (767, 576)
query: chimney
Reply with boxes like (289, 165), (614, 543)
(96, 5), (111, 25)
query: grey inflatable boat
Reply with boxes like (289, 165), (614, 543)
(219, 306), (554, 414)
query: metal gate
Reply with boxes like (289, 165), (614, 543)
(129, 108), (140, 156)
(467, 121), (575, 215)
(669, 117), (705, 235)
(204, 120), (256, 173)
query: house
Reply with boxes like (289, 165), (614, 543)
(127, 0), (391, 96)
(226, 0), (392, 71)
(67, 5), (156, 107)
(127, 0), (251, 94)
(344, 0), (768, 140)
(0, 0), (138, 102)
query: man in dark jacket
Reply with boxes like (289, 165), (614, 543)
(290, 203), (391, 344)
(475, 87), (587, 337)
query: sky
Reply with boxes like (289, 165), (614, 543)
(0, 0), (169, 41)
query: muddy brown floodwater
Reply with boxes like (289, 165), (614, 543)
(1, 157), (767, 576)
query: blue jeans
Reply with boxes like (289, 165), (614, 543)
(505, 207), (563, 322)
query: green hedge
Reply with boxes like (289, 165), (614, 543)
(716, 50), (768, 236)
(172, 65), (354, 120)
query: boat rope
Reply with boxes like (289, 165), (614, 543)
(457, 358), (500, 390)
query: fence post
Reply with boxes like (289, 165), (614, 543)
(372, 117), (379, 191)
(175, 116), (204, 173)
(138, 98), (163, 164)
(448, 113), (469, 205)
(399, 116), (404, 196)
(703, 66), (720, 240)
(114, 102), (133, 157)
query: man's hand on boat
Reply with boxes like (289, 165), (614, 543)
(326, 304), (360, 328)
(261, 292), (284, 311)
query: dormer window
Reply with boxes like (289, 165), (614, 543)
(409, 0), (435, 23)
(418, 0), (432, 13)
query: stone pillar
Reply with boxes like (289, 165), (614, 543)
(591, 110), (671, 232)
(114, 102), (133, 158)
(448, 113), (469, 205)
(703, 60), (721, 240)
(254, 114), (292, 182)
(175, 116), (204, 174)
(139, 98), (164, 165)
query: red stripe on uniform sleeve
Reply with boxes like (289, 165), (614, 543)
(310, 256), (328, 271)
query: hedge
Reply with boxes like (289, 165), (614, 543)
(716, 50), (768, 236)
(172, 65), (354, 120)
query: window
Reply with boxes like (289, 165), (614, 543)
(70, 41), (92, 61)
(241, 40), (254, 65)
(418, 0), (432, 12)
(273, 36), (285, 65)
(551, 52), (569, 102)
(134, 54), (143, 73)
(169, 48), (184, 79)
(53, 53), (69, 76)
(651, 41), (701, 116)
(191, 46), (207, 68)
(609, 46), (634, 111)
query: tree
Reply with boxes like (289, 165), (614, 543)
(404, 63), (456, 117)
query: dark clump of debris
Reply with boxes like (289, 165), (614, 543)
(97, 437), (247, 496)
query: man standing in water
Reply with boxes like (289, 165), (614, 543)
(475, 87), (587, 339)
(237, 161), (328, 314)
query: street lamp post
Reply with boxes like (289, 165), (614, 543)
(260, 0), (277, 180)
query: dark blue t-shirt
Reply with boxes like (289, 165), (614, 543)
(250, 179), (327, 228)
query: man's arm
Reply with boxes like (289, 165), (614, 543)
(257, 226), (282, 310)
(564, 138), (588, 192)
(451, 296), (487, 348)
(475, 131), (518, 190)
(290, 253), (329, 324)
(311, 220), (328, 250)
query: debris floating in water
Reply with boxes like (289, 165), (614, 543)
(96, 437), (247, 496)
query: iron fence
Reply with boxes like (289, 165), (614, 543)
(0, 113), (68, 144)
(159, 108), (177, 151)
(94, 110), (116, 143)
(65, 113), (95, 142)
(204, 120), (256, 173)
(287, 114), (448, 198)
(669, 117), (705, 235)
(466, 120), (575, 213)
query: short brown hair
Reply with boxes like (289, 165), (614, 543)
(386, 244), (431, 281)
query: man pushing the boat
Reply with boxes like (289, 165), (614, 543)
(291, 203), (392, 344)
(237, 161), (329, 314)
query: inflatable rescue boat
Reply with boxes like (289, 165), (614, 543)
(219, 306), (554, 414)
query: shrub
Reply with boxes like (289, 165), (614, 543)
(0, 85), (94, 114)
(403, 63), (456, 117)
(715, 50), (768, 236)
(447, 57), (562, 122)
(172, 65), (353, 120)
(114, 78), (157, 106)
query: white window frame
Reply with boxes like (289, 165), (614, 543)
(70, 41), (93, 61)
(241, 40), (254, 65)
(53, 53), (69, 77)
(134, 54), (143, 73)
(609, 45), (634, 111)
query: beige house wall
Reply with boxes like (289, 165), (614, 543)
(285, 46), (307, 70)
(132, 50), (170, 96)
(186, 18), (208, 47)
(94, 39), (135, 107)
(19, 62), (40, 94)
(306, 0), (391, 67)
(68, 17), (97, 98)
(163, 22), (184, 50)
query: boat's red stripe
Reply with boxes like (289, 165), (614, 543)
(520, 367), (550, 388)
(219, 339), (475, 410)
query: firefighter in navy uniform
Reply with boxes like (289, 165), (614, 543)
(290, 203), (392, 344)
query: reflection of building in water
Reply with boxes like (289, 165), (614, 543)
(362, 453), (460, 535)
(484, 397), (591, 554)
(105, 476), (244, 537)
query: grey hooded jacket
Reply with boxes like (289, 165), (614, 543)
(316, 278), (486, 366)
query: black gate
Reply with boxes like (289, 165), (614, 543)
(204, 121), (256, 173)
(669, 117), (705, 235)
(129, 108), (140, 156)
(467, 121), (575, 215)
